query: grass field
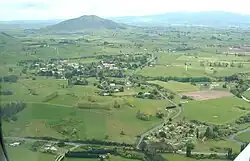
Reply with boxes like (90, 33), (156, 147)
(6, 143), (55, 161)
(235, 131), (250, 143)
(3, 96), (169, 143)
(148, 80), (200, 92)
(243, 90), (250, 99)
(194, 140), (240, 153)
(138, 65), (207, 77)
(182, 97), (250, 124)
(64, 156), (140, 161)
(161, 154), (227, 161)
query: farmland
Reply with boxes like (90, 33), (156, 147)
(182, 97), (250, 124)
(235, 131), (250, 143)
(1, 15), (250, 161)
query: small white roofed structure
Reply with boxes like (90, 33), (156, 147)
(234, 143), (250, 161)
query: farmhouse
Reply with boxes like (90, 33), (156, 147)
(9, 142), (21, 147)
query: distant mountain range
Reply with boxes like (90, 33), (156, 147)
(110, 11), (250, 27)
(0, 20), (63, 30)
(43, 15), (126, 32)
(1, 11), (250, 31)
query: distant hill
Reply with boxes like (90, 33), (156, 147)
(45, 15), (126, 32)
(111, 11), (250, 28)
(0, 20), (63, 30)
(0, 32), (18, 44)
(0, 32), (21, 53)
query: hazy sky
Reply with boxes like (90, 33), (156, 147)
(1, 0), (250, 20)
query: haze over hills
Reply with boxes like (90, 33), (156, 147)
(110, 11), (250, 27)
(44, 15), (126, 32)
(0, 20), (63, 30)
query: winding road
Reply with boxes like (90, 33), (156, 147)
(229, 127), (250, 145)
(241, 88), (250, 103)
(135, 86), (182, 149)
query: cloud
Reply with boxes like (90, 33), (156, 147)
(0, 0), (250, 20)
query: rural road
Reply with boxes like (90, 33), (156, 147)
(4, 136), (85, 147)
(177, 151), (227, 156)
(228, 127), (250, 145)
(135, 86), (181, 149)
(241, 88), (250, 103)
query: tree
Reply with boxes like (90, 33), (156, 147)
(114, 101), (120, 108)
(119, 87), (124, 92)
(120, 130), (125, 135)
(240, 143), (248, 152)
(156, 110), (165, 118)
(196, 128), (199, 139)
(227, 148), (233, 159)
(204, 126), (214, 139)
(186, 140), (195, 157)
(22, 68), (27, 74)
(8, 68), (13, 72)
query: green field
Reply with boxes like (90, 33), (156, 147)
(194, 140), (240, 153)
(6, 143), (55, 161)
(148, 80), (200, 92)
(243, 90), (250, 99)
(235, 131), (250, 143)
(64, 156), (140, 161)
(161, 154), (227, 161)
(138, 65), (207, 77)
(3, 97), (168, 143)
(182, 97), (250, 124)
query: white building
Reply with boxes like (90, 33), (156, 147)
(234, 144), (250, 161)
(9, 142), (21, 147)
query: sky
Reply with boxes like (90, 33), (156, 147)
(1, 0), (250, 21)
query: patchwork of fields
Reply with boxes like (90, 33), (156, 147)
(2, 22), (250, 161)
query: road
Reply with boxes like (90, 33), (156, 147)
(241, 87), (250, 103)
(4, 137), (85, 147)
(135, 86), (182, 149)
(228, 127), (250, 145)
(177, 151), (227, 156)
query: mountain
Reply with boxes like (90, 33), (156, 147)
(45, 15), (126, 32)
(111, 11), (250, 27)
(0, 32), (22, 52)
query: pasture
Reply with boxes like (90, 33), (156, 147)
(3, 96), (169, 143)
(182, 97), (250, 124)
(138, 65), (207, 77)
(6, 143), (55, 161)
(161, 154), (226, 161)
(148, 80), (200, 92)
(182, 90), (233, 101)
(64, 156), (140, 161)
(235, 131), (250, 143)
(243, 90), (250, 99)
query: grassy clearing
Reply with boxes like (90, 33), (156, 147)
(161, 154), (226, 161)
(64, 156), (140, 161)
(148, 80), (200, 92)
(235, 131), (250, 143)
(3, 97), (168, 143)
(182, 97), (250, 124)
(243, 90), (250, 99)
(138, 65), (206, 77)
(0, 78), (67, 102)
(194, 140), (240, 153)
(6, 143), (55, 161)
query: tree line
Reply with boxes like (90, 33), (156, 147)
(1, 101), (26, 121)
